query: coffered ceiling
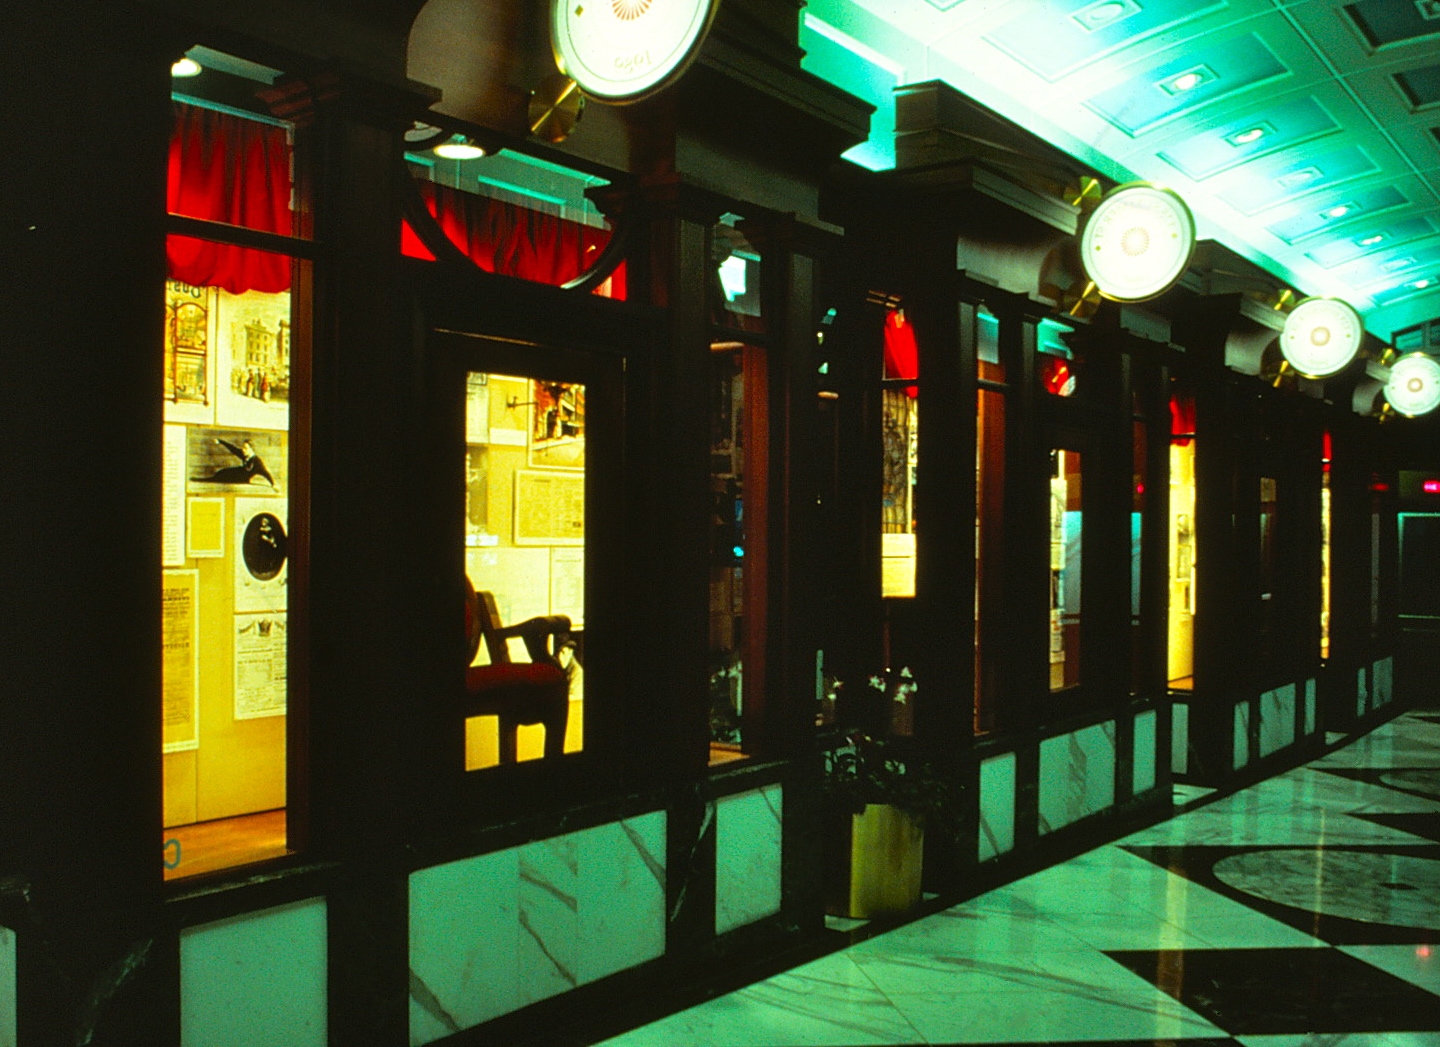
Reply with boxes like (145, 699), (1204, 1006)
(799, 0), (1440, 342)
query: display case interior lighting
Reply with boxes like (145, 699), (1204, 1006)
(171, 56), (203, 77)
(433, 136), (487, 160)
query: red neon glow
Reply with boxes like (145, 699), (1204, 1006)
(1424, 480), (1440, 494)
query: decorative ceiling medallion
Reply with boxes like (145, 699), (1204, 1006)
(551, 0), (719, 103)
(1385, 352), (1440, 417)
(1280, 297), (1363, 379)
(1079, 183), (1197, 302)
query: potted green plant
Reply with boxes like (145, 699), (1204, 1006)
(821, 670), (962, 918)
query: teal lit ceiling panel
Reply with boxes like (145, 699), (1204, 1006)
(1086, 33), (1288, 136)
(1265, 184), (1408, 244)
(1346, 1), (1440, 48)
(1305, 216), (1437, 267)
(1158, 96), (1339, 180)
(1217, 145), (1377, 216)
(984, 0), (1226, 82)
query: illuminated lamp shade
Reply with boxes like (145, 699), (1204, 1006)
(551, 0), (719, 102)
(1079, 183), (1196, 302)
(1384, 352), (1440, 417)
(1279, 297), (1363, 379)
(433, 136), (486, 160)
(171, 56), (202, 77)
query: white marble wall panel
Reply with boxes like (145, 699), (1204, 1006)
(409, 812), (666, 1047)
(1038, 722), (1115, 835)
(979, 752), (1017, 862)
(1357, 666), (1369, 717)
(1375, 656), (1394, 707)
(1233, 702), (1251, 771)
(0, 925), (14, 1047)
(1304, 679), (1316, 735)
(715, 786), (783, 935)
(1171, 703), (1189, 776)
(180, 898), (327, 1047)
(1133, 710), (1157, 796)
(1258, 684), (1296, 758)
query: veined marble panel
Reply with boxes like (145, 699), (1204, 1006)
(1304, 678), (1316, 735)
(0, 925), (13, 1047)
(1358, 665), (1370, 717)
(1234, 702), (1252, 770)
(180, 897), (327, 1047)
(1259, 684), (1297, 758)
(1172, 702), (1189, 775)
(409, 812), (667, 1047)
(1133, 710), (1158, 796)
(716, 785), (783, 934)
(1375, 656), (1394, 707)
(979, 751), (1017, 862)
(1038, 721), (1116, 834)
(410, 848), (520, 1044)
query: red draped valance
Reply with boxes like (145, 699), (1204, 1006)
(166, 102), (294, 294)
(402, 180), (626, 299)
(883, 309), (919, 397)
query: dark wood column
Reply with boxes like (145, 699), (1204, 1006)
(1, 3), (181, 1042)
(265, 69), (436, 1046)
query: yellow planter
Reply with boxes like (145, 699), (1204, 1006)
(832, 803), (925, 919)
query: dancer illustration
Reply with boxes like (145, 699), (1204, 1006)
(192, 438), (276, 487)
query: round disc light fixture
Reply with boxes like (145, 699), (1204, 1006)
(1385, 352), (1440, 417)
(1279, 297), (1363, 379)
(1079, 183), (1196, 302)
(551, 0), (720, 102)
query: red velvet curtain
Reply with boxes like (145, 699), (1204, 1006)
(1170, 394), (1196, 446)
(883, 309), (919, 397)
(402, 180), (626, 299)
(166, 102), (294, 294)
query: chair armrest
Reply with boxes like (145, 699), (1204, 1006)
(497, 615), (572, 664)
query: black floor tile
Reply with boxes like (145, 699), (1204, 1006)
(1105, 947), (1440, 1034)
(1125, 843), (1440, 945)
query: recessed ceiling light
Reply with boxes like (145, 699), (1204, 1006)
(1276, 168), (1321, 189)
(1325, 204), (1352, 219)
(1230, 127), (1267, 145)
(433, 136), (486, 160)
(1162, 68), (1212, 94)
(1072, 0), (1140, 31)
(171, 57), (203, 77)
(1358, 234), (1385, 246)
(1382, 257), (1418, 273)
(1414, 278), (1434, 290)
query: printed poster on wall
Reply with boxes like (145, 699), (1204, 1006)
(163, 280), (217, 426)
(215, 287), (291, 431)
(234, 612), (286, 720)
(187, 427), (286, 497)
(161, 570), (200, 752)
(513, 470), (585, 545)
(233, 497), (288, 613)
(162, 424), (188, 567)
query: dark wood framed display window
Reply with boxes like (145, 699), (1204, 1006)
(162, 49), (314, 882)
(430, 330), (625, 808)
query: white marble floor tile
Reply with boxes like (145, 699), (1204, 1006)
(889, 982), (1223, 1043)
(1340, 945), (1440, 996)
(850, 946), (1156, 997)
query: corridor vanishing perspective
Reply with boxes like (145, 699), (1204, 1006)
(586, 712), (1440, 1047)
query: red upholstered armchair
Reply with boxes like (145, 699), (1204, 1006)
(463, 578), (572, 764)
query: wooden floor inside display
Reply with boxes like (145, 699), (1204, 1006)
(1169, 676), (1195, 690)
(163, 809), (288, 881)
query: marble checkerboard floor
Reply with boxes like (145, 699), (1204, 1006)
(589, 710), (1440, 1047)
